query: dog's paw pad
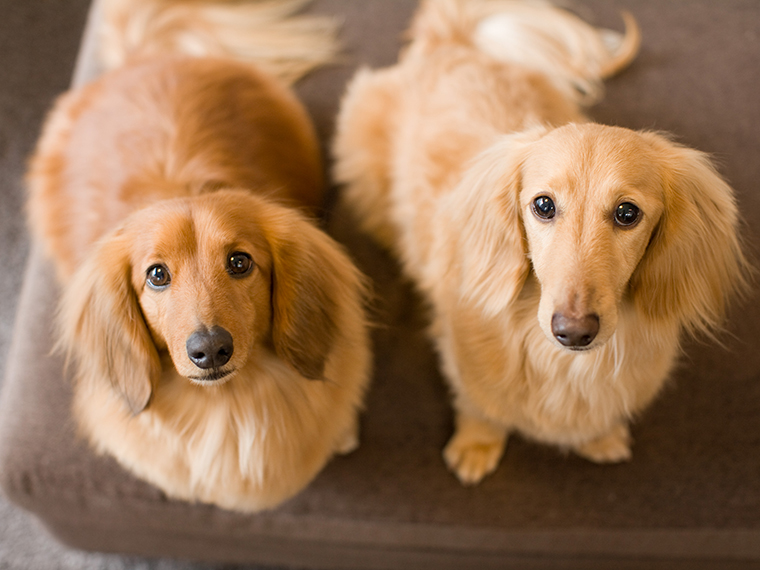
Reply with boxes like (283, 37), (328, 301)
(443, 437), (504, 486)
(575, 424), (632, 463)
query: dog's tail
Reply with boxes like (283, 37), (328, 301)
(409, 0), (640, 105)
(99, 0), (339, 84)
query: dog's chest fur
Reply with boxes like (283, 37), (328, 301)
(435, 280), (680, 447)
(73, 351), (350, 511)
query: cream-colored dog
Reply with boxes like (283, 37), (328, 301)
(28, 0), (370, 511)
(334, 0), (748, 484)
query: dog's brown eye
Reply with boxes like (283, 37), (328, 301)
(227, 252), (254, 277)
(532, 196), (556, 220)
(146, 264), (171, 289)
(615, 202), (640, 227)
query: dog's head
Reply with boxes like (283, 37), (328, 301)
(451, 123), (748, 351)
(58, 189), (363, 414)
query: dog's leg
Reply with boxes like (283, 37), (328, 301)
(334, 413), (360, 455)
(443, 412), (508, 485)
(573, 422), (632, 463)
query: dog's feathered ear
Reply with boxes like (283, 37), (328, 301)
(269, 216), (366, 380)
(57, 230), (160, 414)
(436, 127), (547, 317)
(630, 132), (750, 336)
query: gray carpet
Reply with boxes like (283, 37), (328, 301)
(0, 1), (224, 568)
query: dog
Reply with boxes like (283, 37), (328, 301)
(27, 0), (370, 511)
(333, 0), (749, 485)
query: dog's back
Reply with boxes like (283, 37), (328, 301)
(28, 0), (334, 280)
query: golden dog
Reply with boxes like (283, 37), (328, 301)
(334, 0), (748, 485)
(28, 0), (370, 510)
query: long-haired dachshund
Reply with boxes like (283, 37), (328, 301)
(333, 0), (749, 485)
(27, 0), (370, 511)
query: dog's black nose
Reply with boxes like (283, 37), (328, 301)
(186, 326), (234, 369)
(551, 313), (600, 348)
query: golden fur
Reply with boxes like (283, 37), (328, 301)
(27, 0), (370, 510)
(333, 0), (748, 485)
(99, 0), (340, 84)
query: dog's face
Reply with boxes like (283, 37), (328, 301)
(518, 125), (666, 350)
(60, 188), (361, 414)
(130, 196), (274, 383)
(455, 122), (744, 354)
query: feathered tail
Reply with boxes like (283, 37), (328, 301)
(410, 0), (640, 105)
(99, 0), (339, 84)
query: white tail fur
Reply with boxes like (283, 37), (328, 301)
(414, 0), (640, 105)
(100, 0), (339, 84)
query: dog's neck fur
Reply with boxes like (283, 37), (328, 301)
(74, 347), (344, 511)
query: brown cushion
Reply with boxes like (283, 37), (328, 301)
(2, 0), (760, 567)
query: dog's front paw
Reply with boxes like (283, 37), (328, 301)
(443, 417), (507, 486)
(574, 423), (632, 463)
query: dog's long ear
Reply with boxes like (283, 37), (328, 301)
(438, 127), (546, 317)
(57, 229), (160, 414)
(269, 216), (366, 379)
(630, 132), (750, 336)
